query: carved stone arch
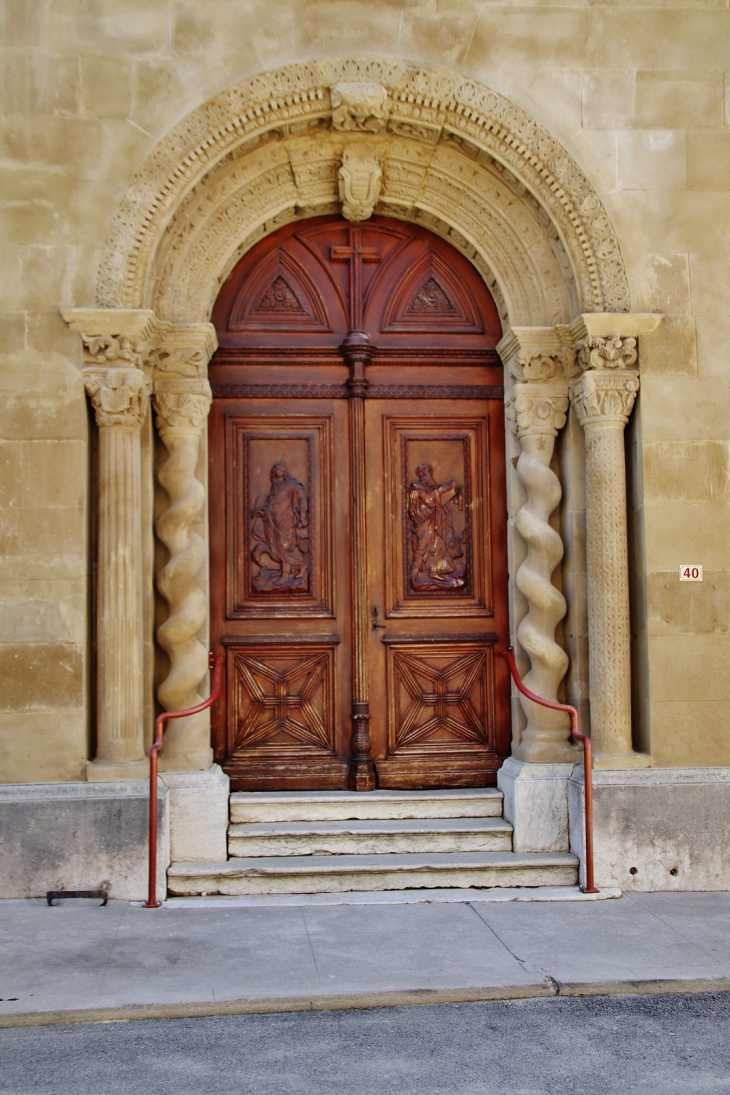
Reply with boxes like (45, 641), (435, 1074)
(96, 57), (630, 326)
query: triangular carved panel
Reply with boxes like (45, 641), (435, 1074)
(382, 251), (484, 334)
(406, 276), (458, 316)
(229, 249), (332, 332)
(253, 275), (309, 315)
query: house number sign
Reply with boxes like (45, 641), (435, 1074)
(679, 565), (703, 582)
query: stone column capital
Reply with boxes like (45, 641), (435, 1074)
(506, 383), (569, 439)
(153, 379), (213, 435)
(497, 326), (578, 383)
(568, 312), (663, 347)
(83, 367), (152, 429)
(62, 308), (218, 380)
(569, 370), (640, 429)
(148, 324), (218, 379)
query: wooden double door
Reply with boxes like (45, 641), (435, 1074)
(209, 216), (510, 791)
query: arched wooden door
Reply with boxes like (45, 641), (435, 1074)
(209, 216), (510, 791)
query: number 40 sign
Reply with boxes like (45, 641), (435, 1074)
(679, 565), (703, 582)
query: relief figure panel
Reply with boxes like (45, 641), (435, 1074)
(383, 416), (491, 618)
(226, 415), (334, 618)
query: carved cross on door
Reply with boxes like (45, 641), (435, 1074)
(330, 227), (381, 330)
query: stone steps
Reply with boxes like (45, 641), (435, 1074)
(229, 788), (504, 823)
(228, 816), (514, 857)
(167, 851), (579, 896)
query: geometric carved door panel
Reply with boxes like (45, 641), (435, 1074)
(209, 214), (510, 791)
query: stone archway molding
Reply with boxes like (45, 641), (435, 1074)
(96, 56), (631, 327)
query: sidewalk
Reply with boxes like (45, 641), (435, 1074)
(2, 889), (730, 1027)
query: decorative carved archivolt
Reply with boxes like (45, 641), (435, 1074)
(96, 57), (630, 327)
(331, 81), (389, 133)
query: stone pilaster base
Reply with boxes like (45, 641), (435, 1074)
(86, 758), (148, 782)
(498, 757), (577, 853)
(160, 764), (229, 862)
(569, 767), (730, 891)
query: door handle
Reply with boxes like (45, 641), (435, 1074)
(371, 606), (386, 631)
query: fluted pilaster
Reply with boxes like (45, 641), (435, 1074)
(84, 363), (151, 779)
(153, 379), (214, 771)
(569, 335), (639, 760)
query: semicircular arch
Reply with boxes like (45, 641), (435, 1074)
(97, 57), (630, 328)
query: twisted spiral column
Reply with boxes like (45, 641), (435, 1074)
(153, 379), (214, 771)
(506, 384), (578, 763)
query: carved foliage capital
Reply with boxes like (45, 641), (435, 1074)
(331, 81), (389, 133)
(576, 333), (637, 373)
(84, 367), (151, 428)
(570, 371), (639, 427)
(338, 144), (382, 222)
(506, 387), (568, 439)
(153, 380), (212, 434)
(81, 333), (150, 370)
(509, 351), (561, 384)
(147, 323), (218, 379)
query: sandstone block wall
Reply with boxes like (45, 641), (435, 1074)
(1, 0), (729, 780)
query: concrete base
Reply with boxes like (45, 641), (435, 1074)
(497, 758), (576, 852)
(0, 781), (169, 900)
(569, 767), (730, 891)
(160, 764), (229, 863)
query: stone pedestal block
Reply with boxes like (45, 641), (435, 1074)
(498, 757), (577, 852)
(160, 764), (229, 862)
(569, 767), (730, 891)
(0, 782), (169, 901)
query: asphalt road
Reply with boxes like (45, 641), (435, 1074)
(1, 992), (729, 1094)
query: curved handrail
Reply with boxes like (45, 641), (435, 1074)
(143, 654), (224, 908)
(501, 648), (597, 894)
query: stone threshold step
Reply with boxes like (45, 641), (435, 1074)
(230, 788), (504, 823)
(164, 885), (621, 909)
(228, 816), (513, 857)
(168, 851), (578, 896)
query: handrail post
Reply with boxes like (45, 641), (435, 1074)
(501, 648), (598, 894)
(142, 653), (224, 909)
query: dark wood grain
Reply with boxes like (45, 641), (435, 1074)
(209, 215), (510, 790)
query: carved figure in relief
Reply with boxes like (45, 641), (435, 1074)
(408, 463), (466, 592)
(250, 463), (309, 591)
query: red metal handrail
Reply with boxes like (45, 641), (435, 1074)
(142, 653), (224, 909)
(501, 648), (597, 894)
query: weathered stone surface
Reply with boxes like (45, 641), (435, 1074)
(229, 789), (504, 824)
(569, 768), (730, 892)
(228, 817), (513, 858)
(0, 781), (169, 900)
(161, 765), (229, 863)
(167, 851), (579, 897)
(498, 758), (576, 853)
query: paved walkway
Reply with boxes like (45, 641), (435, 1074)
(1, 889), (730, 1027)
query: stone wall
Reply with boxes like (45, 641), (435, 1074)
(1, 0), (729, 780)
